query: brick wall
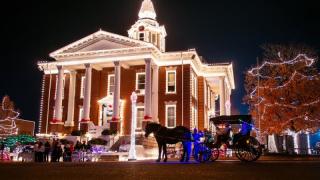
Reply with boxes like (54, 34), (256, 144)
(197, 76), (205, 130)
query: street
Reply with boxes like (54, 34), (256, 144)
(1, 160), (319, 180)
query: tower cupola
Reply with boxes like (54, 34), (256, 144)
(128, 0), (167, 52)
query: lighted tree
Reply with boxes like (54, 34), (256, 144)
(244, 44), (320, 134)
(0, 96), (19, 136)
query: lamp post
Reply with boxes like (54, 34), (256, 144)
(128, 92), (137, 161)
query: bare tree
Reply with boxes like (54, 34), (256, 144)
(244, 44), (320, 135)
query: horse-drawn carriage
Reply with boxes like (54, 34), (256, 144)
(196, 115), (262, 162)
(145, 115), (262, 162)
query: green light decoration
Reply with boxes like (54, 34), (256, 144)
(2, 135), (36, 150)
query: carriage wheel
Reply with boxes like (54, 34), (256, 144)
(235, 136), (262, 162)
(210, 148), (220, 162)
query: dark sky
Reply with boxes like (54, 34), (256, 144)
(1, 0), (319, 124)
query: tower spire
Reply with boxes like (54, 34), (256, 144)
(138, 0), (157, 20)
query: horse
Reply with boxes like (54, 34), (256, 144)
(145, 123), (192, 162)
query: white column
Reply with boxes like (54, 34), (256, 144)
(152, 64), (159, 122)
(219, 76), (226, 116)
(53, 65), (64, 123)
(82, 64), (92, 122)
(144, 59), (152, 120)
(112, 61), (121, 120)
(65, 71), (76, 127)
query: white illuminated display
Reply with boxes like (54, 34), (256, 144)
(0, 96), (19, 136)
(128, 92), (137, 161)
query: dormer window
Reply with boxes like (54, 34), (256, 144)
(139, 33), (145, 41)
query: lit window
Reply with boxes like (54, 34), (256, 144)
(78, 107), (84, 130)
(108, 74), (115, 96)
(166, 71), (176, 94)
(136, 107), (144, 130)
(192, 73), (198, 99)
(166, 105), (176, 128)
(152, 34), (156, 44)
(80, 76), (85, 99)
(192, 105), (198, 129)
(136, 73), (146, 94)
(139, 33), (144, 41)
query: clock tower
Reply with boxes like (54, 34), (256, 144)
(128, 0), (167, 52)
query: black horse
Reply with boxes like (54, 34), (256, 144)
(145, 123), (192, 162)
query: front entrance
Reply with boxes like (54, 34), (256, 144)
(98, 96), (124, 133)
(98, 96), (115, 130)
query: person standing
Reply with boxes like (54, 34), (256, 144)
(180, 131), (192, 162)
(192, 128), (202, 161)
(56, 143), (63, 162)
(44, 141), (51, 162)
(38, 142), (45, 162)
(34, 142), (39, 162)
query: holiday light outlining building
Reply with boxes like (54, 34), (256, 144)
(37, 0), (235, 135)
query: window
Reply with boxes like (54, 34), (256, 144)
(136, 73), (146, 94)
(136, 107), (144, 130)
(78, 107), (84, 130)
(191, 105), (198, 129)
(108, 74), (115, 96)
(191, 73), (198, 99)
(166, 71), (176, 94)
(139, 33), (145, 41)
(166, 105), (176, 128)
(80, 76), (85, 99)
(54, 76), (65, 99)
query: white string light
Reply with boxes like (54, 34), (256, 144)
(0, 96), (19, 136)
(247, 54), (320, 134)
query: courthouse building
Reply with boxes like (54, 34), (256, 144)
(37, 0), (235, 135)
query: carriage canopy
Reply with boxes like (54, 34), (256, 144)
(209, 115), (252, 125)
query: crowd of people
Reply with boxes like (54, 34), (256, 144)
(31, 140), (92, 163)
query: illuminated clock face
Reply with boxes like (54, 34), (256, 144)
(139, 26), (145, 31)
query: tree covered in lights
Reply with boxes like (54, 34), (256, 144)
(3, 135), (36, 150)
(0, 96), (19, 136)
(245, 44), (320, 134)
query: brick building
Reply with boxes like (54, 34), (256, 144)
(37, 0), (235, 136)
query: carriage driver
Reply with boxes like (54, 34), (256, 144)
(192, 128), (203, 161)
(214, 123), (232, 146)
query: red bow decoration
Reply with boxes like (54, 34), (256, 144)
(50, 119), (61, 123)
(111, 117), (120, 121)
(81, 119), (90, 123)
(144, 115), (152, 120)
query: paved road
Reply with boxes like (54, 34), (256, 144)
(1, 160), (320, 180)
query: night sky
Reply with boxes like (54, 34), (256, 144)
(1, 0), (319, 125)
